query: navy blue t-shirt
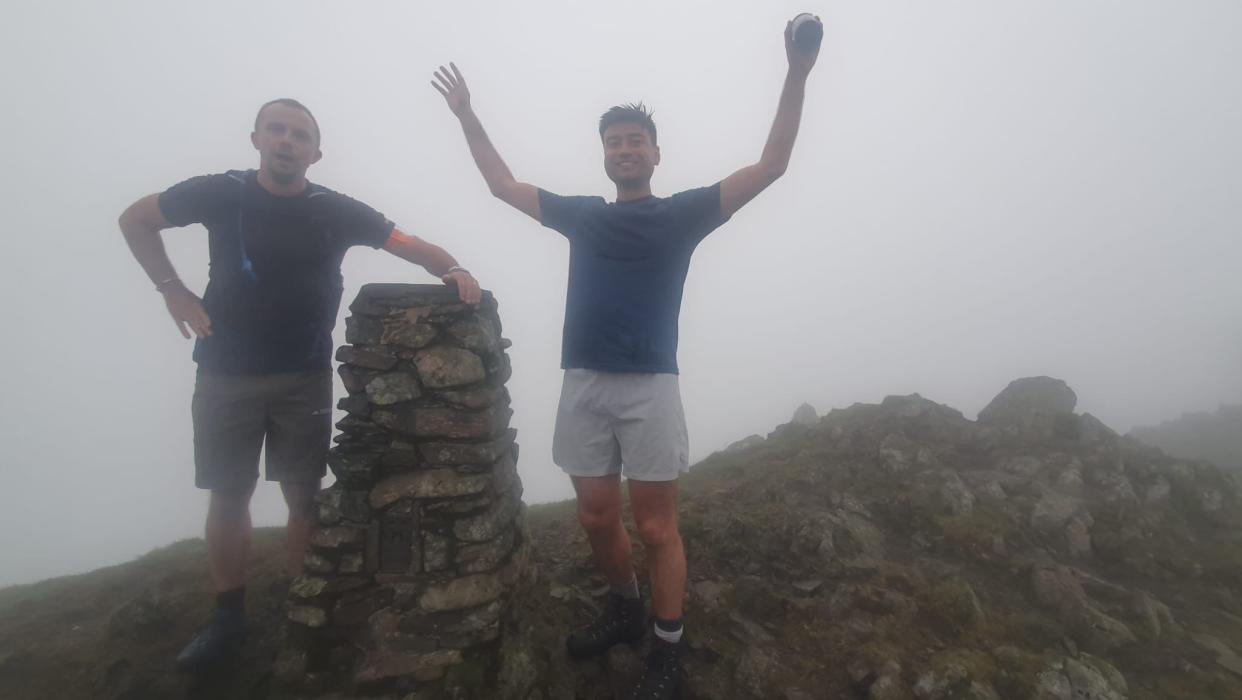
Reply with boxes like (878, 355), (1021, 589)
(159, 170), (393, 374)
(538, 184), (729, 374)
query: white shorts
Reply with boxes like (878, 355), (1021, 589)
(552, 369), (689, 481)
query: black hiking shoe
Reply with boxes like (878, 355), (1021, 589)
(175, 608), (246, 673)
(629, 636), (685, 699)
(565, 593), (647, 659)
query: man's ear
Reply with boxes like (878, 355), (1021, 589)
(250, 131), (260, 150)
(653, 145), (661, 166)
(310, 147), (323, 165)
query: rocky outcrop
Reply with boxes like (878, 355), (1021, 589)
(516, 379), (1242, 699)
(7, 376), (1242, 700)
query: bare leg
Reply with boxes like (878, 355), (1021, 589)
(206, 484), (256, 592)
(571, 474), (636, 586)
(281, 480), (320, 578)
(628, 479), (684, 620)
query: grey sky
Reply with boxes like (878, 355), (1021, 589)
(1, 1), (1239, 588)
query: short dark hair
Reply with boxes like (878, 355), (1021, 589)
(598, 102), (657, 146)
(254, 98), (320, 144)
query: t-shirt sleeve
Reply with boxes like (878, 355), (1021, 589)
(538, 189), (597, 239)
(327, 194), (395, 248)
(672, 182), (731, 243)
(157, 174), (234, 227)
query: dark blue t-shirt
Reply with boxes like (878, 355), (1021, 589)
(159, 170), (393, 374)
(538, 184), (729, 374)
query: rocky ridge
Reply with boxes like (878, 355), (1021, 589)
(1, 377), (1240, 699)
(510, 377), (1242, 699)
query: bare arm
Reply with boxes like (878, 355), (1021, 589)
(118, 194), (213, 338)
(720, 20), (820, 219)
(432, 63), (542, 222)
(382, 228), (482, 304)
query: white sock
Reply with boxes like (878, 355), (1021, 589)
(653, 619), (683, 644)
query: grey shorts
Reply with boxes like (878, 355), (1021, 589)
(552, 369), (689, 482)
(191, 368), (333, 491)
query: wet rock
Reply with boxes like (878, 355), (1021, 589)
(692, 580), (726, 610)
(924, 579), (984, 634)
(419, 574), (503, 612)
(937, 471), (976, 516)
(878, 433), (933, 473)
(316, 486), (370, 525)
(1032, 564), (1086, 610)
(457, 529), (518, 574)
(335, 346), (398, 371)
(370, 469), (491, 509)
(454, 493), (520, 543)
(304, 552), (335, 574)
(1065, 518), (1093, 559)
(912, 663), (968, 699)
(1073, 604), (1136, 653)
(1036, 656), (1128, 700)
(414, 346), (486, 388)
(435, 383), (504, 410)
(419, 430), (516, 465)
(289, 576), (328, 599)
(374, 404), (511, 440)
(446, 317), (500, 353)
(1192, 633), (1242, 678)
(365, 372), (421, 405)
(310, 526), (366, 549)
(869, 674), (913, 700)
(422, 532), (450, 572)
(1031, 490), (1083, 533)
(288, 605), (328, 628)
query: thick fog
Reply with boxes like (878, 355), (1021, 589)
(1, 1), (1239, 588)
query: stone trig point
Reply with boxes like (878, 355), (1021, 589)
(276, 284), (530, 697)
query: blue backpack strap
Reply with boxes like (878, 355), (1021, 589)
(228, 171), (258, 282)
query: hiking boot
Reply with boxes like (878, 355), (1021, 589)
(566, 593), (647, 658)
(175, 608), (246, 673)
(629, 636), (685, 699)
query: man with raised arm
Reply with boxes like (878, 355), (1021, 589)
(433, 19), (818, 699)
(118, 98), (481, 672)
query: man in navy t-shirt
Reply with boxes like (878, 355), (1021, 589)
(434, 20), (819, 697)
(118, 98), (481, 672)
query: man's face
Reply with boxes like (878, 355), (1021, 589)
(602, 122), (659, 188)
(251, 104), (321, 185)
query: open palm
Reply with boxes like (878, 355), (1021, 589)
(432, 63), (471, 117)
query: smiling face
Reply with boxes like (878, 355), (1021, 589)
(251, 102), (322, 186)
(601, 121), (660, 190)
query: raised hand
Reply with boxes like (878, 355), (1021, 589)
(785, 18), (821, 77)
(432, 63), (472, 118)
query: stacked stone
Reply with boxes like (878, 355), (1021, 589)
(278, 283), (529, 697)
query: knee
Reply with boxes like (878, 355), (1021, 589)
(577, 504), (620, 536)
(636, 517), (679, 550)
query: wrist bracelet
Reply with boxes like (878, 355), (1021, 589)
(445, 266), (469, 277)
(155, 277), (180, 293)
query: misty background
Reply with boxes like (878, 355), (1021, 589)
(1, 1), (1239, 588)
